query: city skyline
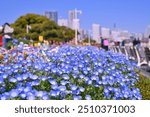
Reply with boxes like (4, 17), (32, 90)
(0, 0), (150, 33)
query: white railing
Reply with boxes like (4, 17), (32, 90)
(110, 46), (150, 67)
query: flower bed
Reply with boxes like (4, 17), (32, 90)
(0, 45), (142, 100)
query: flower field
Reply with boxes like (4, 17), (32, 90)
(0, 45), (145, 100)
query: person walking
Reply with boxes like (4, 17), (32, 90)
(103, 38), (109, 51)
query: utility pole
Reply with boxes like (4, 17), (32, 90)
(74, 8), (82, 45)
(26, 25), (31, 34)
(88, 30), (91, 45)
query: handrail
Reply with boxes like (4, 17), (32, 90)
(109, 46), (150, 67)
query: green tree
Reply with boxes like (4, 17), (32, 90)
(11, 13), (75, 42)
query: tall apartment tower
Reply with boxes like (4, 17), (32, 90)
(45, 11), (58, 23)
(68, 10), (76, 29)
(92, 24), (100, 43)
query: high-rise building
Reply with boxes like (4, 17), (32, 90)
(92, 24), (100, 43)
(58, 19), (68, 27)
(45, 11), (58, 23)
(111, 30), (120, 41)
(145, 25), (150, 38)
(68, 9), (82, 29)
(119, 30), (130, 40)
(101, 27), (111, 39)
(68, 10), (76, 29)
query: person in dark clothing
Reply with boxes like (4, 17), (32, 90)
(133, 38), (137, 46)
(121, 40), (125, 46)
(101, 37), (104, 48)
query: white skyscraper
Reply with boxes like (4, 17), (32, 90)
(101, 27), (110, 39)
(145, 25), (150, 38)
(58, 19), (68, 27)
(111, 30), (120, 41)
(45, 11), (58, 23)
(68, 10), (76, 29)
(68, 9), (81, 29)
(92, 24), (100, 43)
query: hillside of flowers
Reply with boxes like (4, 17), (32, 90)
(0, 44), (142, 100)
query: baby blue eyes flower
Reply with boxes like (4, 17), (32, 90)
(27, 95), (35, 100)
(24, 86), (31, 93)
(79, 74), (84, 79)
(73, 95), (81, 100)
(50, 90), (57, 97)
(0, 45), (142, 100)
(0, 78), (4, 84)
(36, 91), (44, 97)
(85, 95), (91, 100)
(98, 69), (103, 74)
(87, 80), (92, 85)
(49, 79), (57, 85)
(59, 86), (66, 92)
(71, 85), (78, 91)
(62, 74), (69, 80)
(42, 95), (50, 100)
(10, 89), (19, 98)
(60, 80), (67, 85)
(20, 93), (26, 99)
(51, 85), (58, 90)
(2, 73), (8, 79)
(1, 95), (8, 100)
(9, 78), (17, 83)
(18, 55), (24, 61)
(79, 87), (85, 92)
(16, 75), (23, 81)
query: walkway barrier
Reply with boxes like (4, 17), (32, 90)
(110, 46), (150, 67)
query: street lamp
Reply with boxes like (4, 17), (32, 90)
(88, 30), (91, 46)
(26, 25), (31, 34)
(74, 8), (82, 45)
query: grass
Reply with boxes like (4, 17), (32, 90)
(136, 74), (150, 100)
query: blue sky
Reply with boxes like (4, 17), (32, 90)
(0, 0), (150, 33)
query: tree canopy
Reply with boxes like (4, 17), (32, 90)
(11, 13), (75, 42)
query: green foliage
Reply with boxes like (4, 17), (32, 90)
(11, 13), (75, 42)
(135, 74), (150, 100)
(33, 80), (51, 92)
(6, 41), (12, 49)
(83, 38), (96, 44)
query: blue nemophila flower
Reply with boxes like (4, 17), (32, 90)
(16, 75), (23, 81)
(9, 89), (19, 98)
(2, 73), (8, 79)
(24, 86), (32, 93)
(59, 86), (66, 92)
(0, 45), (142, 100)
(50, 90), (57, 97)
(36, 91), (45, 97)
(9, 77), (17, 83)
(87, 79), (93, 85)
(79, 87), (85, 92)
(60, 80), (67, 85)
(49, 79), (57, 85)
(18, 55), (24, 61)
(20, 93), (26, 99)
(0, 78), (4, 84)
(73, 95), (81, 100)
(0, 95), (8, 100)
(62, 74), (69, 80)
(27, 95), (35, 100)
(85, 95), (91, 100)
(42, 95), (50, 100)
(51, 84), (58, 90)
(71, 85), (78, 91)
